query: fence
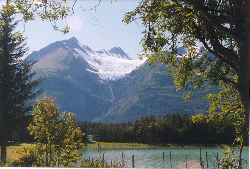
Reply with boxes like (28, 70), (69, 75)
(82, 148), (248, 168)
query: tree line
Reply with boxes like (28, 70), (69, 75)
(1, 0), (248, 168)
(90, 113), (247, 145)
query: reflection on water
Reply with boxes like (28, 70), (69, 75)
(80, 146), (249, 168)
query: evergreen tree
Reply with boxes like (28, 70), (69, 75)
(0, 5), (42, 165)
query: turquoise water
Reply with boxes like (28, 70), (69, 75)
(80, 146), (249, 168)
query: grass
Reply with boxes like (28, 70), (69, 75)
(86, 142), (151, 148)
(85, 141), (249, 149)
(1, 143), (34, 166)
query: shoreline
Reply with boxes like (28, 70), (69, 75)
(85, 141), (249, 149)
(2, 142), (248, 167)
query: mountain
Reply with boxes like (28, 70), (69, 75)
(28, 37), (218, 123)
(94, 60), (218, 123)
(27, 37), (146, 121)
(29, 37), (145, 80)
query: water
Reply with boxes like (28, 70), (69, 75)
(80, 145), (249, 168)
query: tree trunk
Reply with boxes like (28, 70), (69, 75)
(236, 2), (250, 168)
(1, 137), (6, 165)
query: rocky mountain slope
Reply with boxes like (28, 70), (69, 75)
(94, 60), (218, 123)
(28, 37), (217, 122)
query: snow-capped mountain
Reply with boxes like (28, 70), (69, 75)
(77, 49), (147, 80)
(29, 37), (146, 80)
(26, 37), (217, 122)
(70, 37), (147, 80)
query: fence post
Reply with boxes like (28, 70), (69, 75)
(163, 152), (164, 163)
(200, 148), (202, 167)
(170, 151), (172, 162)
(170, 151), (172, 169)
(132, 155), (135, 168)
(217, 153), (219, 168)
(186, 154), (187, 168)
(103, 154), (105, 167)
(206, 151), (208, 168)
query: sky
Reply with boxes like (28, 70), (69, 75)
(1, 0), (145, 60)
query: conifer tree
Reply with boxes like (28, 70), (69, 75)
(0, 5), (42, 165)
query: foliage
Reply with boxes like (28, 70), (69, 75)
(0, 4), (42, 164)
(92, 113), (242, 145)
(205, 82), (246, 144)
(11, 145), (37, 167)
(13, 115), (35, 143)
(4, 0), (71, 33)
(123, 1), (249, 168)
(219, 148), (237, 169)
(123, 0), (249, 101)
(78, 155), (125, 168)
(26, 94), (84, 167)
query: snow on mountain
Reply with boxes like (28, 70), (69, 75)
(176, 46), (206, 59)
(68, 37), (147, 80)
(28, 37), (147, 81)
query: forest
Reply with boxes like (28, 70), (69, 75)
(15, 112), (247, 146)
(82, 113), (248, 145)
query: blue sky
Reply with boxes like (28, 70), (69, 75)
(7, 0), (144, 60)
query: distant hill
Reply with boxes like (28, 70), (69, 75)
(28, 37), (218, 123)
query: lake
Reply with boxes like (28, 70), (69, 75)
(80, 145), (249, 168)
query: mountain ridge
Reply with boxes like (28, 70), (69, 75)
(28, 37), (145, 81)
(28, 37), (217, 123)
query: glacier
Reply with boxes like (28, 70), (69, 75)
(29, 36), (148, 81)
(72, 41), (147, 81)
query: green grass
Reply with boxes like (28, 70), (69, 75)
(1, 143), (34, 166)
(85, 141), (249, 149)
(86, 142), (151, 148)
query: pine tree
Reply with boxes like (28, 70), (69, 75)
(0, 5), (42, 165)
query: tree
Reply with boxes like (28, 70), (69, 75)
(0, 0), (78, 165)
(27, 94), (84, 167)
(2, 0), (71, 33)
(0, 5), (42, 165)
(123, 0), (249, 168)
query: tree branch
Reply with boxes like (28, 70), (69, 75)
(81, 0), (101, 12)
(199, 9), (239, 41)
(193, 23), (239, 72)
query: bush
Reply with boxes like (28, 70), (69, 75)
(11, 146), (37, 167)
